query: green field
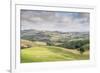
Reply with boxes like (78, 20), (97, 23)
(21, 46), (89, 63)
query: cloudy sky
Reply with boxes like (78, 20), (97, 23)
(21, 9), (89, 32)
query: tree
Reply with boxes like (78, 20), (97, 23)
(46, 41), (54, 46)
(81, 44), (89, 50)
(79, 47), (85, 55)
(61, 39), (89, 55)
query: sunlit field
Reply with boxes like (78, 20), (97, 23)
(21, 45), (89, 63)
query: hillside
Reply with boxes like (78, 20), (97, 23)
(21, 45), (89, 63)
(21, 29), (89, 63)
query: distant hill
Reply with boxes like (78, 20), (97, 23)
(21, 29), (89, 44)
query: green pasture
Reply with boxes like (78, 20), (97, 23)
(21, 46), (89, 63)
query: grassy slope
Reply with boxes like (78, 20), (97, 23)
(21, 46), (89, 63)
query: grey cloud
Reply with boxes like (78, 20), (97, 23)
(21, 10), (89, 32)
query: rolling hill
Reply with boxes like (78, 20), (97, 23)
(20, 29), (89, 63)
(21, 45), (89, 63)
